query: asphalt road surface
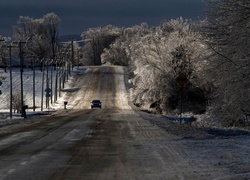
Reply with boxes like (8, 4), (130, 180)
(0, 66), (250, 179)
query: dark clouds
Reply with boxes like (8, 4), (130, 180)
(0, 0), (206, 36)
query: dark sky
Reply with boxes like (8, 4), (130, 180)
(0, 0), (206, 36)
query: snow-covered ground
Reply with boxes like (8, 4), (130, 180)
(0, 65), (250, 179)
(0, 66), (88, 120)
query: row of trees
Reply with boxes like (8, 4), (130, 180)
(81, 20), (211, 114)
(13, 12), (60, 59)
(0, 13), (77, 116)
(203, 0), (250, 126)
(79, 0), (250, 127)
(1, 12), (79, 67)
(0, 13), (64, 69)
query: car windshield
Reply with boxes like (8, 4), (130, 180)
(92, 100), (100, 103)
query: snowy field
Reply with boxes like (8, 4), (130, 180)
(0, 66), (88, 120)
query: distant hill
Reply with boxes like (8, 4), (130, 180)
(58, 35), (84, 46)
(58, 34), (81, 42)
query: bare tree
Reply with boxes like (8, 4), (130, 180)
(204, 0), (250, 126)
(6, 90), (23, 113)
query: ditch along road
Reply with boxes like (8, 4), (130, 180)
(0, 66), (250, 180)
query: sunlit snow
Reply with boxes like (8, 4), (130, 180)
(0, 66), (88, 120)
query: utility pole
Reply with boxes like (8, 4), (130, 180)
(41, 60), (45, 111)
(54, 54), (58, 103)
(58, 53), (62, 98)
(66, 52), (69, 80)
(0, 39), (5, 116)
(8, 45), (14, 119)
(3, 43), (18, 119)
(50, 58), (53, 104)
(32, 58), (36, 111)
(13, 41), (27, 117)
(46, 59), (49, 108)
(19, 42), (25, 117)
(70, 38), (74, 70)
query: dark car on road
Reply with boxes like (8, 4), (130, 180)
(91, 100), (102, 109)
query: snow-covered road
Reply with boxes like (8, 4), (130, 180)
(0, 66), (249, 179)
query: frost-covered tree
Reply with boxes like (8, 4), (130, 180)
(0, 37), (12, 72)
(101, 38), (129, 66)
(43, 13), (60, 60)
(121, 23), (152, 70)
(122, 18), (209, 114)
(6, 89), (24, 113)
(81, 25), (121, 65)
(13, 13), (60, 60)
(100, 25), (149, 66)
(204, 0), (250, 126)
